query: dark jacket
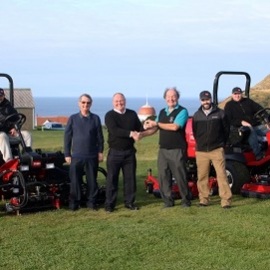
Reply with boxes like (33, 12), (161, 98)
(64, 112), (104, 159)
(224, 97), (263, 127)
(192, 104), (230, 152)
(0, 98), (18, 132)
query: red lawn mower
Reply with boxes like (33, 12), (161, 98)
(145, 71), (270, 200)
(0, 73), (106, 215)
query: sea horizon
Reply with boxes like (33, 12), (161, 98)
(34, 97), (199, 124)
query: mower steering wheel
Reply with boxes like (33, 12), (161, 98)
(4, 113), (26, 129)
(254, 108), (270, 126)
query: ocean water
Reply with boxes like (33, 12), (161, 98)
(34, 97), (199, 124)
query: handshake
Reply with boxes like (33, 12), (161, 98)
(143, 119), (158, 130)
(130, 116), (159, 142)
(130, 131), (142, 141)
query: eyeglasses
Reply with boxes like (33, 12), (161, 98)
(81, 101), (91, 104)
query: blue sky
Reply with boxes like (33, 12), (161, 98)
(1, 0), (270, 99)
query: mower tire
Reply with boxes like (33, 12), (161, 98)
(225, 160), (250, 194)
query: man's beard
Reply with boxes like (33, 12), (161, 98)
(203, 103), (211, 110)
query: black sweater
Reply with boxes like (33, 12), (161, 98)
(105, 109), (143, 151)
(0, 98), (18, 132)
(224, 97), (263, 127)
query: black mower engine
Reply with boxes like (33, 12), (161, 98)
(0, 73), (71, 214)
(1, 148), (70, 214)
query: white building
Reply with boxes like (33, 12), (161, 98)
(137, 102), (156, 122)
(42, 120), (65, 130)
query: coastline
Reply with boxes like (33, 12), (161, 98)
(35, 97), (198, 126)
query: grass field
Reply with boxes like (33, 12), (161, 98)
(1, 130), (270, 270)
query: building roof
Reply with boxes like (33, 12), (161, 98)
(36, 116), (69, 126)
(3, 88), (35, 109)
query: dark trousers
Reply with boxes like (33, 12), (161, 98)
(157, 148), (190, 205)
(69, 157), (98, 208)
(105, 149), (137, 208)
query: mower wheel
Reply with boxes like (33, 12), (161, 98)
(226, 161), (250, 194)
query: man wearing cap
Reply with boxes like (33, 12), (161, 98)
(224, 87), (267, 160)
(192, 91), (232, 209)
(0, 88), (32, 162)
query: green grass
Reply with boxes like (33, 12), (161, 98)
(1, 131), (270, 270)
(31, 129), (160, 160)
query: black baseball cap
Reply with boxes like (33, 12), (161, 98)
(199, 90), (212, 100)
(232, 87), (243, 94)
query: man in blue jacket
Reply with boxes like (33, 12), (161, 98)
(192, 91), (232, 209)
(64, 93), (104, 211)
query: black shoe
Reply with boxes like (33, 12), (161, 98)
(125, 203), (139, 210)
(105, 206), (114, 213)
(88, 205), (98, 211)
(163, 199), (175, 208)
(163, 203), (174, 208)
(181, 202), (191, 208)
(69, 205), (80, 211)
(181, 200), (191, 208)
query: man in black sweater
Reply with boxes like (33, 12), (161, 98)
(64, 94), (104, 211)
(193, 91), (232, 208)
(104, 93), (149, 212)
(224, 87), (267, 160)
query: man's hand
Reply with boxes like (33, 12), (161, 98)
(9, 128), (17, 137)
(98, 152), (103, 162)
(241, 120), (252, 127)
(143, 119), (157, 130)
(130, 131), (141, 141)
(65, 157), (71, 164)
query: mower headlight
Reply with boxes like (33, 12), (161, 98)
(46, 163), (55, 169)
(20, 165), (29, 171)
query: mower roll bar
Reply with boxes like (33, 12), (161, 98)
(0, 73), (31, 152)
(0, 73), (14, 106)
(213, 71), (251, 105)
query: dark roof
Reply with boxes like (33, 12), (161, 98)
(3, 88), (35, 109)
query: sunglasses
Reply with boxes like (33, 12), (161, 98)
(81, 101), (91, 104)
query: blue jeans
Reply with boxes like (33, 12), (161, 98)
(69, 157), (99, 208)
(248, 124), (268, 157)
